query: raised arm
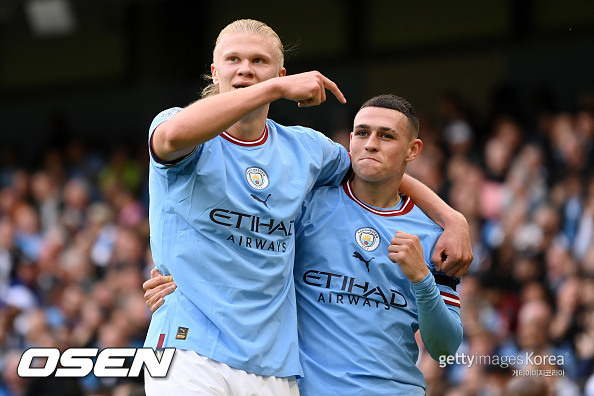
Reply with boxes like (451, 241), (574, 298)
(399, 174), (473, 278)
(152, 71), (346, 162)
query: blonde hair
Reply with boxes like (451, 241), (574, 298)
(202, 19), (285, 99)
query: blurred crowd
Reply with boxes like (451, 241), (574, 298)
(0, 140), (151, 396)
(406, 87), (594, 396)
(0, 85), (593, 396)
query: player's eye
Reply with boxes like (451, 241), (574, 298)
(354, 130), (368, 137)
(253, 58), (264, 64)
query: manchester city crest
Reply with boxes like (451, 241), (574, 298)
(245, 167), (269, 190)
(355, 227), (381, 251)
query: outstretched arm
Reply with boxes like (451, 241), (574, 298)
(399, 174), (473, 278)
(152, 71), (346, 161)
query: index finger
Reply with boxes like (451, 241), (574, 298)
(321, 75), (346, 104)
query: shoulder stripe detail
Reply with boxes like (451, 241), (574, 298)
(221, 125), (268, 146)
(342, 180), (414, 216)
(440, 291), (461, 307)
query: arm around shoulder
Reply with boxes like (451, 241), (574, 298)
(399, 174), (473, 277)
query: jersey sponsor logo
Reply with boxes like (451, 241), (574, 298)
(209, 208), (293, 253)
(226, 235), (288, 252)
(315, 292), (403, 311)
(303, 269), (408, 310)
(209, 209), (294, 236)
(246, 167), (269, 190)
(355, 227), (380, 251)
(17, 347), (175, 378)
(353, 251), (375, 272)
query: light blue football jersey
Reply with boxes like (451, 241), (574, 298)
(144, 107), (350, 377)
(294, 181), (462, 395)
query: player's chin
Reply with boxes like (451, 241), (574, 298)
(352, 165), (381, 180)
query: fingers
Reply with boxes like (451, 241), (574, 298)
(143, 278), (155, 291)
(440, 257), (466, 278)
(389, 231), (429, 283)
(142, 274), (173, 291)
(150, 268), (162, 279)
(438, 256), (457, 277)
(150, 298), (165, 313)
(390, 230), (417, 246)
(297, 85), (323, 108)
(145, 282), (177, 313)
(321, 75), (346, 104)
(431, 247), (446, 272)
(451, 258), (472, 278)
(432, 248), (473, 278)
(432, 212), (473, 277)
(291, 71), (345, 107)
(388, 231), (421, 261)
(319, 77), (327, 104)
(453, 266), (467, 279)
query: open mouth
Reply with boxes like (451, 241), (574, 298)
(233, 84), (250, 89)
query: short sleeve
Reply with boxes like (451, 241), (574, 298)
(312, 134), (350, 187)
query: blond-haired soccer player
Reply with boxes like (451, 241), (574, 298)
(144, 18), (471, 395)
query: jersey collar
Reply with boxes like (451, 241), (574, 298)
(221, 125), (268, 147)
(342, 180), (414, 217)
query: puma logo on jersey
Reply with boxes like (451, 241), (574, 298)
(176, 327), (189, 340)
(353, 251), (375, 272)
(251, 193), (271, 209)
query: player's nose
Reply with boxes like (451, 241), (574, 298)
(365, 133), (379, 151)
(237, 60), (254, 76)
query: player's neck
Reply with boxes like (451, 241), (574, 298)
(350, 177), (402, 208)
(226, 105), (269, 141)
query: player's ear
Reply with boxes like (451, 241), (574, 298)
(349, 131), (354, 151)
(278, 67), (286, 77)
(211, 63), (219, 85)
(405, 139), (423, 162)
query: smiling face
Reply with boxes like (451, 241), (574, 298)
(211, 32), (286, 94)
(350, 106), (422, 184)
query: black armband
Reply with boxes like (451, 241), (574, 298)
(434, 274), (457, 291)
